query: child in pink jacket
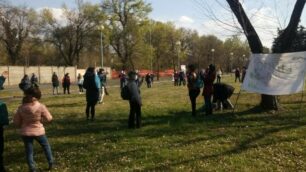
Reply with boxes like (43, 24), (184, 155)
(13, 87), (53, 172)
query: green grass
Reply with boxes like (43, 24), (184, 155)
(2, 76), (306, 171)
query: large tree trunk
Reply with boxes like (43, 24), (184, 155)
(226, 0), (305, 111)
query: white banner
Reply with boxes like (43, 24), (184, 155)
(242, 52), (306, 95)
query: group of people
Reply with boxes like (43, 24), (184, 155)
(234, 67), (247, 83)
(0, 67), (110, 171)
(173, 70), (186, 86)
(119, 70), (155, 89)
(51, 73), (71, 95)
(186, 64), (235, 116)
(0, 65), (238, 171)
(19, 73), (39, 91)
(0, 85), (54, 172)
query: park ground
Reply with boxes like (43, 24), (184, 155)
(1, 75), (306, 171)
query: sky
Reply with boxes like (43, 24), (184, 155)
(9, 0), (306, 48)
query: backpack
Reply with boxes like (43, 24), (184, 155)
(195, 76), (204, 89)
(121, 85), (130, 100)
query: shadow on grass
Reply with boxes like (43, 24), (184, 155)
(47, 102), (84, 108)
(143, 113), (306, 170)
(6, 106), (305, 169)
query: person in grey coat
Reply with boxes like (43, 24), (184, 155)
(127, 71), (142, 128)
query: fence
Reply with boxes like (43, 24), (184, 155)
(0, 66), (77, 86)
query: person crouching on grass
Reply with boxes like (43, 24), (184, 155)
(13, 86), (54, 172)
(127, 71), (142, 129)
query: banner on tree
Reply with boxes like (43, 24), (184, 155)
(242, 51), (306, 95)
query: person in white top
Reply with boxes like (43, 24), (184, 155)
(217, 68), (222, 83)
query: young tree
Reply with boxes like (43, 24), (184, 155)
(102, 0), (152, 70)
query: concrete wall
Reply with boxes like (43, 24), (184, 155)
(0, 66), (112, 86)
(0, 66), (78, 86)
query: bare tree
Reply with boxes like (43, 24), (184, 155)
(102, 0), (152, 70)
(41, 1), (103, 66)
(0, 5), (36, 65)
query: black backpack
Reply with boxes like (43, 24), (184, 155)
(121, 85), (130, 100)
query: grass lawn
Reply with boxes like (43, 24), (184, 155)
(1, 75), (306, 171)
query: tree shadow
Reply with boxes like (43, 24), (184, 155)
(144, 122), (306, 171)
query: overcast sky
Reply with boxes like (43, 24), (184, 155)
(10, 0), (306, 48)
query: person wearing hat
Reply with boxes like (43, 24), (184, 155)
(202, 64), (216, 115)
(126, 71), (142, 128)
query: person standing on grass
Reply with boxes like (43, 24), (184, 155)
(13, 87), (54, 172)
(119, 70), (127, 89)
(0, 101), (9, 172)
(51, 72), (59, 95)
(216, 68), (222, 83)
(97, 68), (108, 104)
(19, 74), (32, 91)
(77, 73), (84, 94)
(187, 64), (201, 116)
(235, 68), (241, 83)
(174, 71), (179, 86)
(127, 71), (142, 129)
(203, 64), (216, 115)
(30, 73), (38, 87)
(145, 73), (152, 88)
(241, 67), (247, 83)
(179, 70), (186, 86)
(0, 73), (6, 90)
(62, 73), (71, 94)
(83, 67), (100, 121)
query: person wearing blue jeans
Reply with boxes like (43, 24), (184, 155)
(22, 135), (53, 171)
(13, 87), (54, 171)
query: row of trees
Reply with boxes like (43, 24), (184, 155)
(0, 0), (251, 72)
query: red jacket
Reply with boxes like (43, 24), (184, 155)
(203, 71), (216, 96)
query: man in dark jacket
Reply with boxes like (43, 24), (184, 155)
(0, 101), (9, 172)
(235, 68), (241, 83)
(51, 72), (59, 95)
(83, 67), (100, 121)
(0, 74), (5, 90)
(145, 73), (152, 88)
(62, 73), (71, 94)
(212, 83), (235, 110)
(30, 73), (38, 86)
(127, 71), (142, 128)
(19, 74), (32, 91)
